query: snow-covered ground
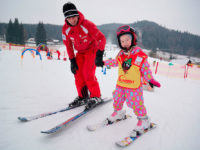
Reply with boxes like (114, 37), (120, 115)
(0, 49), (200, 150)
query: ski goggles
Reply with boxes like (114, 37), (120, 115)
(116, 25), (132, 36)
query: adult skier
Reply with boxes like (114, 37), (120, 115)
(62, 2), (106, 109)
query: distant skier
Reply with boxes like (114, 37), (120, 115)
(184, 59), (193, 78)
(62, 2), (106, 109)
(56, 50), (61, 60)
(187, 59), (192, 66)
(103, 25), (161, 136)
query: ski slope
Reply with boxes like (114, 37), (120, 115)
(0, 49), (200, 150)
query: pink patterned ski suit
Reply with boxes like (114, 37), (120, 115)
(104, 47), (154, 117)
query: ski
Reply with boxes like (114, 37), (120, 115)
(41, 98), (112, 134)
(116, 123), (157, 147)
(18, 101), (87, 122)
(87, 115), (132, 131)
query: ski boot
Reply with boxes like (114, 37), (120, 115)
(107, 110), (126, 123)
(69, 96), (88, 108)
(130, 116), (151, 137)
(85, 97), (103, 110)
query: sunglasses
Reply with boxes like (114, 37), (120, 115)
(116, 25), (136, 36)
(116, 25), (131, 35)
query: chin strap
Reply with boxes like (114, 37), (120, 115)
(122, 46), (133, 53)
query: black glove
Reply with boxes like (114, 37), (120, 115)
(148, 79), (161, 88)
(70, 58), (78, 74)
(149, 82), (154, 88)
(95, 50), (104, 67)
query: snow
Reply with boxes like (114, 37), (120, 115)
(0, 48), (200, 150)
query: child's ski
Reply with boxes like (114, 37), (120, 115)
(87, 115), (131, 131)
(116, 123), (157, 147)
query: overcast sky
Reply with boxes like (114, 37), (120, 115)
(0, 0), (200, 35)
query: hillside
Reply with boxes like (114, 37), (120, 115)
(0, 20), (200, 57)
(98, 21), (200, 57)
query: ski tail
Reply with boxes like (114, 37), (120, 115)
(17, 101), (86, 122)
(116, 123), (157, 147)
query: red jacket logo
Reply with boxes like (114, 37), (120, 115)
(118, 75), (134, 84)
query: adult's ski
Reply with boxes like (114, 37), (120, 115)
(116, 123), (157, 147)
(41, 98), (112, 134)
(18, 102), (86, 122)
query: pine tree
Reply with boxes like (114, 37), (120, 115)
(19, 23), (25, 45)
(13, 18), (20, 44)
(6, 19), (13, 43)
(149, 49), (158, 58)
(35, 22), (47, 45)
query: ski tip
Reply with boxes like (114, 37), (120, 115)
(102, 97), (113, 102)
(115, 123), (157, 147)
(41, 130), (55, 134)
(115, 139), (130, 147)
(150, 122), (157, 128)
(125, 115), (132, 119)
(116, 136), (136, 147)
(101, 98), (113, 104)
(41, 126), (61, 134)
(87, 125), (97, 131)
(41, 131), (50, 134)
(18, 117), (28, 122)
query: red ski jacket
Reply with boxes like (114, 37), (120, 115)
(62, 11), (106, 59)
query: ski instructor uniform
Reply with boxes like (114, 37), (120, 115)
(62, 2), (106, 108)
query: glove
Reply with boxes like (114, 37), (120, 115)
(95, 50), (104, 67)
(149, 79), (161, 88)
(70, 58), (78, 74)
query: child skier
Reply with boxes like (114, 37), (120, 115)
(104, 25), (161, 135)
